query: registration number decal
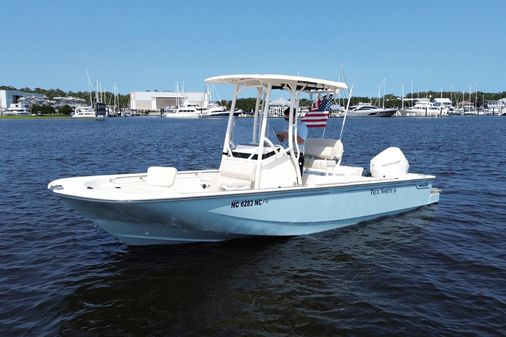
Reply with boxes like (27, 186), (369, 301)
(231, 198), (269, 208)
(370, 187), (397, 195)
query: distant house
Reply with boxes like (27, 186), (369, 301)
(53, 96), (86, 108)
(456, 100), (473, 109)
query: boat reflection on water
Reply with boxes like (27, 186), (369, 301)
(57, 237), (292, 334)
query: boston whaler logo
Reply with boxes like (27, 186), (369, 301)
(231, 198), (269, 208)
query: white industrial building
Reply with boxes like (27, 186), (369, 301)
(0, 89), (45, 112)
(130, 91), (209, 111)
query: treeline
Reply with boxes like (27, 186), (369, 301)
(0, 85), (130, 108)
(3, 85), (504, 111)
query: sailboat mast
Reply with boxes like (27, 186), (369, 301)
(401, 83), (404, 110)
(86, 70), (93, 107)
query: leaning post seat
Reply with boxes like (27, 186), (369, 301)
(218, 156), (257, 190)
(304, 138), (344, 173)
(304, 138), (364, 176)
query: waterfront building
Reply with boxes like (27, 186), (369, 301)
(129, 91), (208, 112)
(0, 90), (45, 113)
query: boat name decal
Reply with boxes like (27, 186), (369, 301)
(231, 198), (269, 208)
(370, 187), (397, 195)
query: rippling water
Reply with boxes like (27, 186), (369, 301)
(1, 117), (505, 336)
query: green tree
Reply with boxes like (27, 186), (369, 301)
(58, 105), (73, 115)
(31, 104), (56, 115)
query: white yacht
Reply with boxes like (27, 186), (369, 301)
(163, 105), (200, 119)
(434, 98), (456, 115)
(48, 74), (439, 246)
(4, 103), (31, 116)
(340, 103), (397, 117)
(197, 103), (231, 118)
(402, 99), (448, 117)
(72, 106), (95, 118)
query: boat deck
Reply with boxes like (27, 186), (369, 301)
(49, 168), (434, 202)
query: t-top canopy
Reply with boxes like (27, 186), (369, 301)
(205, 74), (347, 93)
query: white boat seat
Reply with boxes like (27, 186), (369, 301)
(304, 138), (344, 175)
(146, 166), (177, 187)
(220, 176), (253, 191)
(305, 138), (344, 160)
(219, 156), (256, 190)
(333, 165), (364, 176)
(305, 158), (338, 170)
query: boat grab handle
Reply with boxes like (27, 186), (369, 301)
(247, 137), (279, 160)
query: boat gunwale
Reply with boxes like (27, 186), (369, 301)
(51, 173), (436, 204)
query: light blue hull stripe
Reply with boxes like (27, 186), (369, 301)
(62, 178), (437, 245)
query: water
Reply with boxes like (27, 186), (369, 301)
(1, 117), (505, 336)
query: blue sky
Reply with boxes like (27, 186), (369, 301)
(1, 0), (504, 98)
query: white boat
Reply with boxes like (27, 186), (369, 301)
(48, 74), (440, 246)
(197, 103), (231, 118)
(434, 98), (456, 115)
(340, 103), (398, 117)
(462, 106), (477, 116)
(72, 106), (95, 118)
(4, 103), (31, 116)
(163, 105), (200, 119)
(401, 98), (448, 117)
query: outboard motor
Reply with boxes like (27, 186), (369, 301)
(370, 147), (409, 179)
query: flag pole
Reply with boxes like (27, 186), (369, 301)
(339, 86), (353, 140)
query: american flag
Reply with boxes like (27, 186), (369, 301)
(302, 96), (331, 128)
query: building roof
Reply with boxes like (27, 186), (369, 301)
(130, 91), (206, 100)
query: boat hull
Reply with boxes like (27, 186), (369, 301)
(58, 178), (438, 245)
(340, 108), (398, 117)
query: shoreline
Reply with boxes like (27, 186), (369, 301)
(0, 115), (72, 120)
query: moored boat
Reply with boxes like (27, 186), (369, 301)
(197, 103), (234, 118)
(339, 103), (397, 117)
(4, 103), (30, 116)
(48, 74), (440, 245)
(163, 105), (200, 119)
(72, 106), (95, 118)
(401, 98), (448, 117)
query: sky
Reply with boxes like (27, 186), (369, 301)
(1, 0), (505, 99)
